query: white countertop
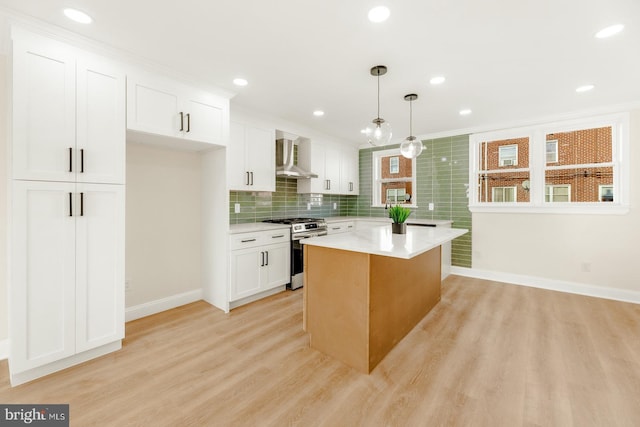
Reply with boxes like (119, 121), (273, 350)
(229, 222), (290, 234)
(323, 216), (453, 226)
(301, 224), (467, 259)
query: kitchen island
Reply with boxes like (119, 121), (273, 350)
(302, 225), (467, 373)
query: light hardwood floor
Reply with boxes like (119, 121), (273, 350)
(2, 275), (639, 426)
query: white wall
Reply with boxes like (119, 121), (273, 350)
(125, 142), (202, 308)
(0, 54), (7, 342)
(472, 110), (640, 296)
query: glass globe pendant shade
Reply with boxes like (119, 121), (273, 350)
(362, 118), (392, 146)
(400, 136), (423, 159)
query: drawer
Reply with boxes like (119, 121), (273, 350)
(327, 221), (355, 234)
(230, 229), (290, 250)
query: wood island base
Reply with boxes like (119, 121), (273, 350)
(303, 244), (441, 373)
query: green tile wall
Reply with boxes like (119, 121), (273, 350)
(357, 136), (472, 268)
(229, 177), (356, 223)
(228, 135), (472, 268)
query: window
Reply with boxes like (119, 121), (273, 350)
(477, 136), (530, 204)
(599, 185), (614, 202)
(546, 140), (558, 163)
(372, 148), (417, 206)
(499, 144), (518, 166)
(389, 156), (399, 174)
(545, 185), (571, 202)
(470, 113), (629, 213)
(492, 186), (516, 202)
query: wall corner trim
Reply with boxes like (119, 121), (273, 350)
(0, 339), (7, 361)
(450, 267), (640, 305)
(125, 289), (203, 322)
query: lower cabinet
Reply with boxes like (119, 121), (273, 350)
(229, 229), (290, 303)
(9, 180), (125, 377)
(327, 221), (355, 235)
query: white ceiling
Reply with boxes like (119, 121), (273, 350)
(1, 0), (639, 146)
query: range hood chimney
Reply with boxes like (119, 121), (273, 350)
(276, 138), (318, 179)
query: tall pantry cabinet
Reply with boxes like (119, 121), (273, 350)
(8, 29), (126, 385)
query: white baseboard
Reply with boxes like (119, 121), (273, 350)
(125, 289), (203, 322)
(450, 266), (640, 305)
(0, 339), (8, 361)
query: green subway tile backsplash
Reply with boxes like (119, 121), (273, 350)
(229, 134), (472, 268)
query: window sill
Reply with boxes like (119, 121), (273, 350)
(469, 204), (630, 215)
(372, 205), (419, 209)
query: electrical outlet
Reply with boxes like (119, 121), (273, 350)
(125, 278), (131, 292)
(234, 203), (240, 213)
(428, 203), (434, 211)
(333, 202), (337, 210)
(307, 203), (311, 210)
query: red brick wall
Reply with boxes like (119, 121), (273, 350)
(381, 155), (412, 179)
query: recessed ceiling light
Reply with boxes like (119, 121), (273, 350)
(576, 84), (595, 93)
(233, 78), (248, 87)
(368, 6), (390, 23)
(430, 76), (446, 85)
(63, 8), (92, 24)
(595, 24), (624, 39)
(459, 109), (472, 116)
(313, 110), (325, 117)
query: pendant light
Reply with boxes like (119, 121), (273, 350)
(400, 94), (423, 158)
(362, 65), (392, 146)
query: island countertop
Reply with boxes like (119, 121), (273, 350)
(301, 224), (467, 259)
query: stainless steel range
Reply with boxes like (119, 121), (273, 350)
(262, 218), (327, 289)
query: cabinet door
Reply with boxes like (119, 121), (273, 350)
(227, 121), (248, 190)
(75, 184), (125, 353)
(76, 56), (126, 184)
(245, 126), (275, 192)
(126, 74), (182, 138)
(261, 243), (290, 291)
(324, 145), (341, 194)
(10, 181), (77, 373)
(229, 248), (262, 301)
(297, 141), (326, 193)
(340, 147), (360, 195)
(12, 37), (76, 182)
(182, 92), (225, 146)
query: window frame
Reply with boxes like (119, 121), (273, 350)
(372, 148), (418, 207)
(545, 184), (571, 202)
(498, 144), (518, 166)
(469, 112), (630, 214)
(546, 140), (558, 164)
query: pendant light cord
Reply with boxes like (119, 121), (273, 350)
(377, 71), (381, 120)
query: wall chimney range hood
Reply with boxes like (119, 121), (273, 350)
(276, 138), (318, 179)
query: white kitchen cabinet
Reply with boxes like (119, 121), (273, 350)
(12, 32), (125, 184)
(228, 121), (275, 191)
(127, 70), (228, 150)
(8, 29), (126, 386)
(229, 229), (290, 302)
(297, 140), (359, 195)
(340, 147), (360, 195)
(9, 181), (125, 374)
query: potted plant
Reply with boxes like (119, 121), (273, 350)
(388, 205), (411, 234)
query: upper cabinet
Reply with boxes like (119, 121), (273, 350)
(127, 71), (229, 150)
(297, 140), (359, 195)
(228, 121), (275, 192)
(12, 32), (125, 184)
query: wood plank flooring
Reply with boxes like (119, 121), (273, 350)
(1, 275), (639, 426)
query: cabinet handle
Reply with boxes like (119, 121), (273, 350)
(272, 234), (285, 238)
(250, 171), (254, 186)
(328, 180), (331, 190)
(246, 171), (250, 185)
(68, 147), (73, 172)
(179, 112), (184, 131)
(332, 227), (340, 230)
(68, 192), (73, 216)
(186, 113), (191, 133)
(80, 149), (84, 173)
(80, 192), (84, 217)
(241, 238), (256, 243)
(349, 182), (353, 191)
(260, 251), (265, 267)
(265, 251), (269, 266)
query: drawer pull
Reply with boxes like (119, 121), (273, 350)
(272, 234), (285, 238)
(332, 227), (340, 230)
(241, 238), (257, 243)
